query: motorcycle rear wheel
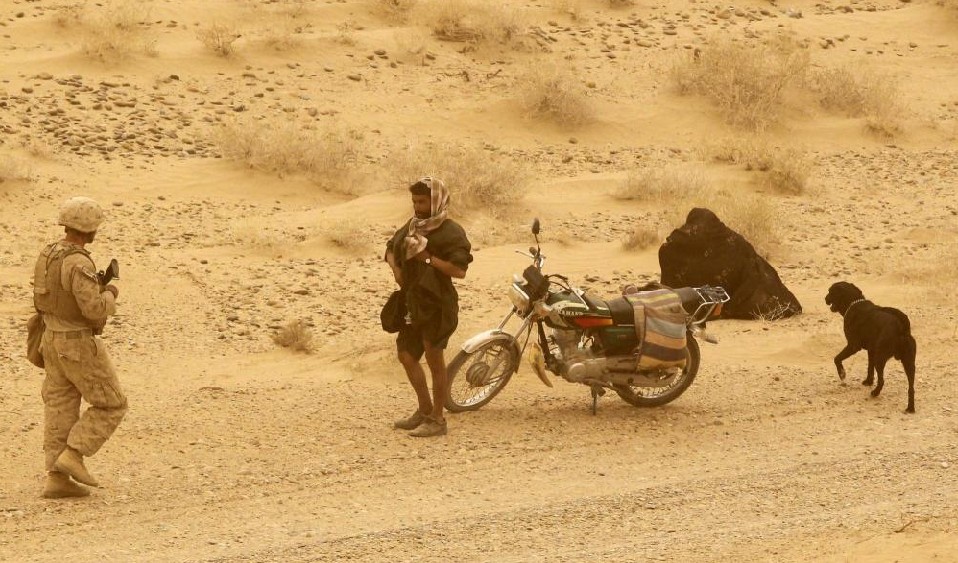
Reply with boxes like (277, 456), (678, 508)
(614, 334), (700, 408)
(445, 340), (518, 412)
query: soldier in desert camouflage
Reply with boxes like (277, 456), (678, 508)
(33, 197), (127, 498)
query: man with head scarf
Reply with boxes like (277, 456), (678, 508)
(384, 177), (473, 437)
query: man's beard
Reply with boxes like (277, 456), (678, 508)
(415, 211), (430, 219)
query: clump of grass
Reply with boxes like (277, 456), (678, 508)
(614, 165), (710, 201)
(671, 35), (809, 130)
(0, 154), (32, 183)
(706, 138), (811, 195)
(376, 0), (419, 21)
(622, 226), (659, 251)
(272, 319), (315, 353)
(813, 66), (904, 138)
(520, 64), (594, 127)
(197, 23), (242, 57)
(52, 4), (81, 27)
(80, 0), (156, 62)
(213, 118), (364, 194)
(262, 16), (306, 51)
(388, 143), (527, 216)
(419, 0), (527, 47)
(323, 218), (374, 252)
(607, 0), (636, 6)
(711, 193), (779, 255)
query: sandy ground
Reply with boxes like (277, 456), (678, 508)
(2, 0), (957, 561)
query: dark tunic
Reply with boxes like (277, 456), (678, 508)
(386, 219), (473, 344)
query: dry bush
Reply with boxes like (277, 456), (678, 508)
(393, 28), (429, 63)
(322, 218), (374, 252)
(0, 154), (32, 183)
(712, 193), (779, 255)
(520, 64), (594, 127)
(622, 226), (659, 251)
(53, 4), (82, 27)
(213, 118), (364, 194)
(706, 138), (811, 195)
(813, 66), (904, 138)
(197, 24), (242, 57)
(550, 0), (584, 20)
(614, 165), (710, 201)
(418, 0), (528, 47)
(262, 16), (306, 51)
(376, 0), (419, 21)
(607, 0), (636, 6)
(272, 319), (315, 353)
(388, 143), (527, 217)
(80, 1), (156, 62)
(671, 35), (810, 130)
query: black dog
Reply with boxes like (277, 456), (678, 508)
(825, 282), (917, 413)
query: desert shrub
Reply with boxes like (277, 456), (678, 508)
(388, 143), (527, 216)
(418, 0), (527, 47)
(520, 64), (594, 127)
(197, 23), (242, 57)
(262, 16), (306, 51)
(272, 319), (314, 353)
(80, 0), (156, 62)
(813, 66), (904, 138)
(213, 118), (364, 194)
(706, 138), (810, 195)
(622, 226), (659, 251)
(607, 0), (636, 6)
(712, 193), (778, 254)
(393, 28), (429, 63)
(53, 4), (82, 27)
(614, 165), (710, 201)
(322, 218), (374, 252)
(672, 35), (809, 130)
(376, 0), (419, 21)
(0, 155), (32, 183)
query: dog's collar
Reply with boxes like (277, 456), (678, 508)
(843, 298), (866, 317)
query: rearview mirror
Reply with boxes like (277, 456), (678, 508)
(532, 218), (540, 235)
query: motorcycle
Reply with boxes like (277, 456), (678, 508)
(445, 219), (730, 414)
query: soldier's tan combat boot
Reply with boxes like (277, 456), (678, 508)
(42, 471), (90, 499)
(54, 447), (99, 487)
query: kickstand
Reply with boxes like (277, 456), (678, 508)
(590, 386), (605, 416)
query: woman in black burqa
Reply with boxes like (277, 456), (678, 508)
(384, 177), (473, 437)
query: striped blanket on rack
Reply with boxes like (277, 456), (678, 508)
(624, 289), (688, 369)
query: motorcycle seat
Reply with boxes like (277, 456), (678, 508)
(607, 287), (704, 325)
(607, 297), (636, 325)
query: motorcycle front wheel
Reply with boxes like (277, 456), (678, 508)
(614, 334), (700, 408)
(445, 339), (518, 412)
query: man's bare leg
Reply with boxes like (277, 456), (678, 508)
(423, 342), (447, 423)
(398, 350), (432, 415)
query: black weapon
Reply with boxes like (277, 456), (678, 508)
(98, 259), (120, 286)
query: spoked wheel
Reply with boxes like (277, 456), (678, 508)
(445, 340), (518, 412)
(615, 334), (700, 408)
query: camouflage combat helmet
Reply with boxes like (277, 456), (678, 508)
(58, 196), (104, 233)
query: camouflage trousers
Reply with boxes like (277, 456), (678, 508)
(40, 330), (128, 471)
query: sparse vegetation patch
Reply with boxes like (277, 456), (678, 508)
(520, 64), (595, 127)
(418, 0), (528, 47)
(213, 119), (364, 194)
(671, 36), (809, 130)
(388, 143), (527, 217)
(272, 319), (315, 353)
(813, 66), (904, 138)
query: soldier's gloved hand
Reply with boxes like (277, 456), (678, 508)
(105, 284), (119, 299)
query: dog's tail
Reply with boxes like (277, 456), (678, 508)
(881, 307), (916, 363)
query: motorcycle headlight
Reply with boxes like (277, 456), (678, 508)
(509, 283), (530, 314)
